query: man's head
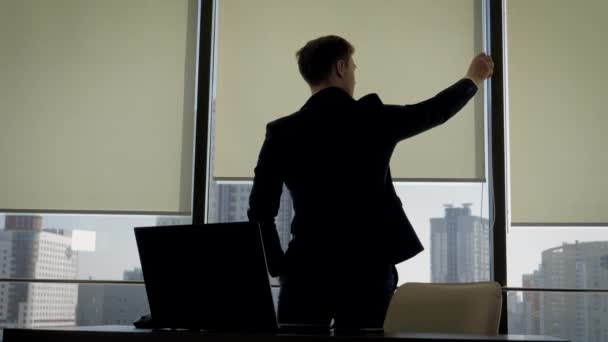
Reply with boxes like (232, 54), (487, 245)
(296, 35), (356, 96)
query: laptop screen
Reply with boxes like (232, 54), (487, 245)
(134, 222), (278, 331)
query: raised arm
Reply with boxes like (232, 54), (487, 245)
(248, 123), (286, 277)
(380, 53), (494, 141)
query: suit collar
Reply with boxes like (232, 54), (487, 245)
(301, 87), (354, 112)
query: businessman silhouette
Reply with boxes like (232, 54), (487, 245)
(248, 35), (494, 329)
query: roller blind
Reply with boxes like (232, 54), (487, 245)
(213, 0), (485, 181)
(0, 0), (197, 214)
(508, 0), (608, 225)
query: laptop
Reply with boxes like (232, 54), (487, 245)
(134, 222), (279, 332)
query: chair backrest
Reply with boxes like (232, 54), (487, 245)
(383, 281), (502, 335)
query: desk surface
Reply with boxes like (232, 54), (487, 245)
(4, 325), (569, 342)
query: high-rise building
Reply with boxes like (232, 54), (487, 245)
(521, 269), (544, 335)
(155, 217), (191, 227)
(0, 231), (13, 324)
(208, 183), (293, 251)
(76, 267), (148, 326)
(522, 241), (608, 342)
(430, 204), (490, 283)
(0, 215), (78, 328)
(123, 267), (144, 282)
(507, 292), (525, 334)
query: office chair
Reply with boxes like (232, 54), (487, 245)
(384, 281), (502, 335)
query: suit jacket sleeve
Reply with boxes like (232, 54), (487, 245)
(248, 123), (286, 277)
(380, 78), (478, 142)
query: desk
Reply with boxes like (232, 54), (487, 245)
(4, 325), (569, 342)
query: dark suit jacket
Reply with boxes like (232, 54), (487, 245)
(248, 79), (478, 277)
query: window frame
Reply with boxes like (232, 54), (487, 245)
(3, 0), (607, 336)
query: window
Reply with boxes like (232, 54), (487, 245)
(508, 228), (608, 290)
(505, 1), (608, 341)
(508, 291), (608, 342)
(0, 215), (189, 333)
(1, 0), (198, 335)
(207, 0), (491, 309)
(207, 0), (496, 287)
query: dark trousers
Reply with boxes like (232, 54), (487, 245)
(277, 262), (398, 329)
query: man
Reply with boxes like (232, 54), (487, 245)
(248, 35), (493, 329)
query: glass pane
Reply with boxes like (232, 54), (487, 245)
(508, 290), (608, 342)
(394, 183), (489, 284)
(207, 183), (292, 252)
(207, 182), (490, 285)
(207, 182), (292, 287)
(0, 214), (191, 281)
(0, 281), (280, 340)
(507, 227), (608, 289)
(77, 284), (148, 326)
(0, 281), (148, 337)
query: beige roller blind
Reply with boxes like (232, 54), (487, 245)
(508, 0), (608, 225)
(214, 0), (485, 181)
(0, 0), (197, 214)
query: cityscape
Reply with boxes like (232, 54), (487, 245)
(0, 184), (606, 342)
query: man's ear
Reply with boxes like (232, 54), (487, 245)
(336, 59), (346, 79)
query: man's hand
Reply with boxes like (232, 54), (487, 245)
(466, 53), (494, 87)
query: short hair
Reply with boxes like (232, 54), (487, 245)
(296, 35), (355, 86)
